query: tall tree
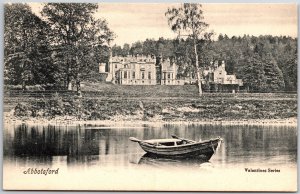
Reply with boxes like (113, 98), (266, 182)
(263, 55), (285, 91)
(4, 3), (53, 89)
(172, 38), (195, 78)
(122, 43), (130, 56)
(165, 3), (211, 95)
(238, 54), (267, 92)
(282, 51), (297, 91)
(142, 39), (157, 56)
(156, 38), (175, 59)
(112, 44), (122, 56)
(130, 41), (143, 55)
(42, 3), (114, 95)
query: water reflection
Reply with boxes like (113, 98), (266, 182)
(138, 153), (211, 169)
(3, 123), (297, 169)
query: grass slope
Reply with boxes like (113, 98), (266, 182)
(5, 82), (297, 122)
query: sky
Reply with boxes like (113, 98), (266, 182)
(30, 3), (298, 46)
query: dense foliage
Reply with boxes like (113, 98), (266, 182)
(112, 35), (297, 92)
(4, 3), (297, 93)
(4, 4), (55, 88)
(4, 3), (114, 92)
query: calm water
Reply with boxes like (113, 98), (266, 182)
(3, 123), (297, 191)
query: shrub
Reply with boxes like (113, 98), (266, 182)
(14, 103), (32, 117)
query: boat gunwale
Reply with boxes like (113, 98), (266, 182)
(140, 138), (221, 149)
(143, 139), (182, 144)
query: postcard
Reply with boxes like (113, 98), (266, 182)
(3, 3), (297, 191)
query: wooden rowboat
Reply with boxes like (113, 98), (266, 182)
(129, 135), (222, 160)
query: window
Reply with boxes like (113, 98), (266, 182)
(168, 73), (171, 79)
(132, 72), (135, 79)
(115, 73), (118, 84)
(141, 72), (145, 79)
(124, 71), (127, 79)
(148, 72), (151, 79)
(115, 64), (117, 68)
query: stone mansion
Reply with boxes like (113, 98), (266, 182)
(99, 55), (243, 89)
(99, 55), (185, 85)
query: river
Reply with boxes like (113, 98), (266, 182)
(3, 123), (297, 191)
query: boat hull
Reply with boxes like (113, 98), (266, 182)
(139, 138), (221, 160)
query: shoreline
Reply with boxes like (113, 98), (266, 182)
(4, 113), (297, 127)
(6, 91), (297, 128)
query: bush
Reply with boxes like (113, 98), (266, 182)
(14, 103), (32, 117)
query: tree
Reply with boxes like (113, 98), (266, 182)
(112, 44), (122, 56)
(282, 51), (297, 91)
(42, 3), (114, 95)
(122, 43), (130, 56)
(142, 39), (157, 56)
(238, 54), (267, 92)
(263, 55), (285, 91)
(4, 3), (54, 89)
(218, 34), (224, 41)
(130, 41), (143, 55)
(165, 3), (211, 95)
(156, 38), (175, 59)
(172, 38), (195, 78)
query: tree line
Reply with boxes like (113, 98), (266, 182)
(4, 3), (114, 95)
(112, 35), (297, 92)
(4, 3), (297, 94)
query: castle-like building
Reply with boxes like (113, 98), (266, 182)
(203, 61), (243, 92)
(99, 56), (243, 91)
(204, 61), (243, 86)
(99, 55), (185, 85)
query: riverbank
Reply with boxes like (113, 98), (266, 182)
(4, 111), (297, 127)
(4, 84), (297, 127)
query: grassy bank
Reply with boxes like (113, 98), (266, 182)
(4, 83), (297, 124)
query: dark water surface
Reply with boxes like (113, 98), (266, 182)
(4, 123), (297, 169)
(3, 123), (297, 191)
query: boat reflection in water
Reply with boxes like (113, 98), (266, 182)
(138, 153), (214, 169)
(130, 135), (222, 161)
